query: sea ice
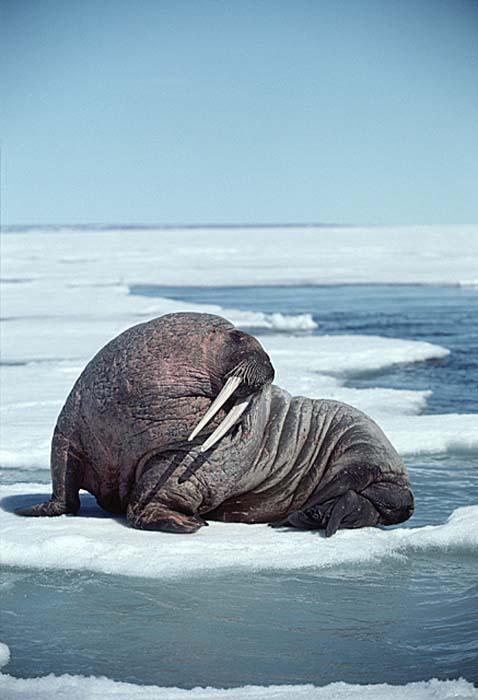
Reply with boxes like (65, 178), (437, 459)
(1, 483), (477, 580)
(2, 227), (477, 694)
(2, 225), (478, 286)
(381, 414), (478, 455)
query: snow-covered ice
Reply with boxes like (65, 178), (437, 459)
(1, 677), (476, 700)
(0, 644), (10, 671)
(1, 483), (476, 579)
(2, 225), (478, 286)
(381, 414), (478, 455)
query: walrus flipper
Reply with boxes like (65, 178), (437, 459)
(15, 498), (74, 517)
(127, 502), (207, 533)
(15, 423), (82, 518)
(270, 468), (414, 537)
(312, 479), (413, 536)
(126, 451), (209, 533)
(323, 490), (381, 537)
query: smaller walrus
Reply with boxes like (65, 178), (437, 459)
(17, 313), (414, 536)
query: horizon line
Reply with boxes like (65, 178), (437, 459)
(2, 221), (345, 232)
(2, 221), (477, 233)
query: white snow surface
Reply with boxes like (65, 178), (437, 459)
(0, 678), (476, 700)
(381, 414), (478, 455)
(1, 483), (477, 579)
(2, 225), (478, 286)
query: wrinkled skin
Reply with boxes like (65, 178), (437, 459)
(17, 313), (414, 536)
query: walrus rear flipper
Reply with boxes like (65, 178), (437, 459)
(270, 469), (414, 536)
(323, 490), (380, 537)
(272, 490), (380, 536)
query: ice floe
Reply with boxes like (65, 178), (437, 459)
(381, 414), (478, 456)
(1, 483), (477, 580)
(1, 283), (316, 365)
(264, 333), (450, 381)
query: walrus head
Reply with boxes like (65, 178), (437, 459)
(188, 327), (275, 452)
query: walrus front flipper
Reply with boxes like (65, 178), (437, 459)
(15, 498), (74, 517)
(15, 422), (82, 518)
(127, 502), (207, 533)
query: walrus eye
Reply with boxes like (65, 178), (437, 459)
(188, 375), (244, 445)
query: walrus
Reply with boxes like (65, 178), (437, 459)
(16, 312), (414, 536)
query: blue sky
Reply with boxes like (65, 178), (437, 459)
(1, 0), (477, 225)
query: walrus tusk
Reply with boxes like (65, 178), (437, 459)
(188, 375), (242, 442)
(199, 396), (251, 452)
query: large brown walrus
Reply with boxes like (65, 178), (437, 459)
(16, 312), (414, 536)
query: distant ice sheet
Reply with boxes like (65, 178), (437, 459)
(2, 225), (478, 286)
(0, 644), (476, 699)
(1, 484), (477, 579)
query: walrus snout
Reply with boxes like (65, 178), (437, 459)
(188, 330), (274, 452)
